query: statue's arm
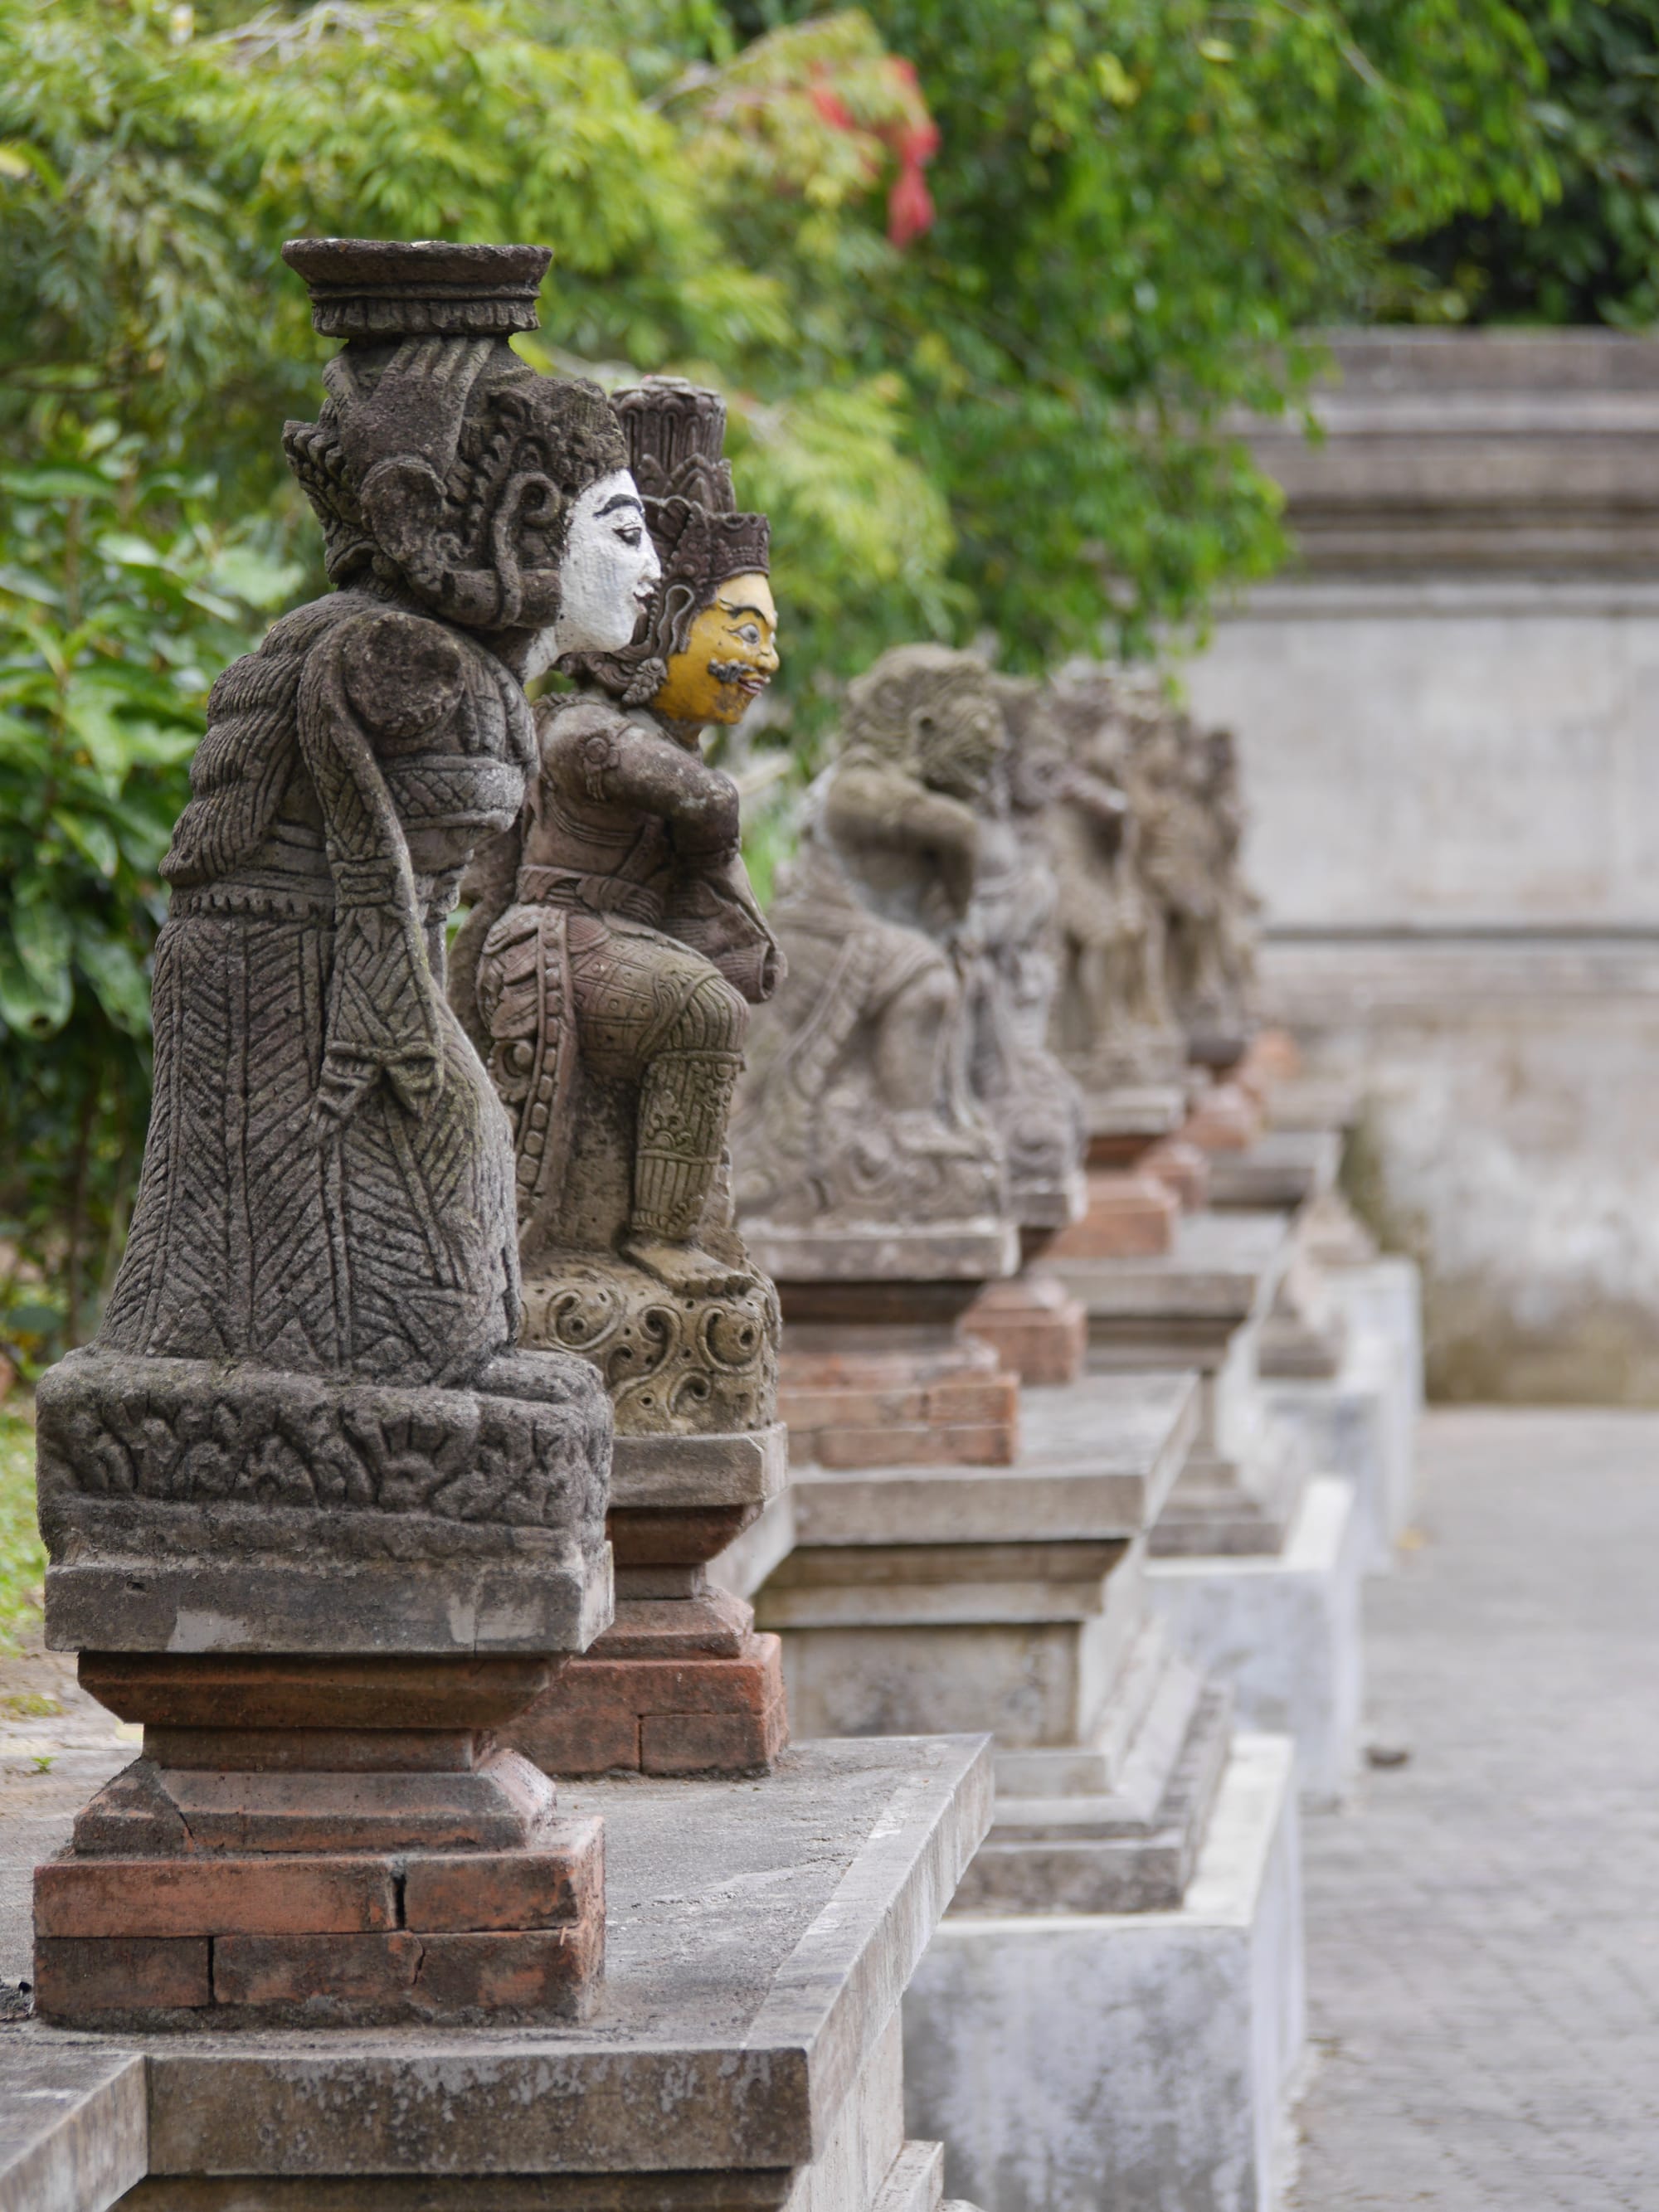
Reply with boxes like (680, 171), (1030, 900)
(823, 761), (980, 912)
(540, 700), (740, 860)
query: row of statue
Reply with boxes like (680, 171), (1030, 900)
(90, 238), (1259, 1471)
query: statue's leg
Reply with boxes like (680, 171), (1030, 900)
(628, 969), (747, 1265)
(871, 957), (957, 1113)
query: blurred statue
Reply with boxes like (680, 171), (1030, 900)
(734, 644), (1009, 1239)
(1043, 661), (1185, 1102)
(962, 674), (1085, 1229)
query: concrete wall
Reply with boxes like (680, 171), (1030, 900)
(1183, 332), (1659, 1399)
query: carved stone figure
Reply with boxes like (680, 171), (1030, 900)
(734, 643), (1010, 1259)
(1170, 719), (1260, 1065)
(966, 674), (1086, 1232)
(31, 239), (649, 2030)
(452, 378), (781, 1439)
(1042, 661), (1186, 1105)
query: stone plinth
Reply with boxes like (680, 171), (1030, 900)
(1050, 1211), (1298, 1558)
(757, 1373), (1240, 1914)
(0, 2044), (146, 2212)
(33, 1347), (615, 2033)
(961, 1272), (1087, 1387)
(16, 1738), (991, 2212)
(1080, 1083), (1187, 1168)
(905, 1734), (1303, 2212)
(1141, 1135), (1210, 1210)
(1048, 1170), (1178, 1261)
(1147, 1477), (1365, 1806)
(508, 1424), (791, 1779)
(1182, 1082), (1263, 1155)
(1204, 1129), (1340, 1213)
(1051, 1214), (1366, 1801)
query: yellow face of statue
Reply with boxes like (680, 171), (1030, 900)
(651, 573), (780, 726)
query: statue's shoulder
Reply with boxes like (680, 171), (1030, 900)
(534, 690), (635, 792)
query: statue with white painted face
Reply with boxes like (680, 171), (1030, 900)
(100, 241), (659, 1394)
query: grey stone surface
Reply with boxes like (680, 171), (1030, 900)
(907, 1733), (1304, 2212)
(743, 1226), (1019, 1290)
(0, 2043), (146, 2212)
(3, 1737), (990, 2186)
(784, 1373), (1199, 1549)
(1056, 1211), (1291, 1332)
(1288, 1409), (1659, 2209)
(1148, 1475), (1365, 1807)
(1206, 1131), (1340, 1213)
(609, 1422), (789, 1511)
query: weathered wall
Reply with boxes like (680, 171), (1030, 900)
(1184, 332), (1659, 1400)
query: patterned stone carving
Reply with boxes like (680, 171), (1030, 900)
(733, 644), (1011, 1248)
(453, 379), (782, 1438)
(39, 240), (659, 1629)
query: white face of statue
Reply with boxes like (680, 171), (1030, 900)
(539, 469), (659, 664)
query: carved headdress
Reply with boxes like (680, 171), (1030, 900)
(567, 376), (770, 704)
(279, 240), (627, 634)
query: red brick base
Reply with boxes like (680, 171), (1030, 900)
(781, 1340), (1020, 1469)
(35, 1654), (606, 2030)
(510, 1597), (788, 1777)
(961, 1272), (1087, 1387)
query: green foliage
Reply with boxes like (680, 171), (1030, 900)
(0, 415), (294, 1364)
(731, 0), (1556, 654)
(1403, 3), (1659, 326)
(0, 1414), (46, 1654)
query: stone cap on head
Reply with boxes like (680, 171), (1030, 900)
(282, 238), (553, 338)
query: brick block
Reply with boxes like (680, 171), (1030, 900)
(414, 1925), (601, 2019)
(212, 1932), (421, 2008)
(35, 1936), (209, 2016)
(922, 1377), (1020, 1423)
(403, 1823), (603, 1933)
(641, 1691), (789, 1777)
(35, 1854), (397, 1939)
(778, 1383), (929, 1428)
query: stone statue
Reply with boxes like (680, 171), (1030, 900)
(1170, 718), (1260, 1065)
(1043, 661), (1186, 1101)
(963, 674), (1086, 1231)
(452, 377), (782, 1438)
(30, 240), (653, 2032)
(733, 643), (1010, 1248)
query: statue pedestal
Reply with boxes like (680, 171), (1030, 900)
(1051, 1212), (1366, 1804)
(1182, 1078), (1264, 1154)
(508, 1426), (791, 1777)
(12, 1738), (994, 2212)
(32, 1347), (614, 2030)
(961, 1271), (1087, 1386)
(1080, 1082), (1187, 1169)
(1047, 1169), (1179, 1261)
(749, 1371), (1306, 2212)
(755, 1238), (1024, 1475)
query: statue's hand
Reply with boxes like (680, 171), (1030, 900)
(338, 336), (495, 482)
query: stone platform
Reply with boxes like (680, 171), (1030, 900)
(1051, 1213), (1369, 1801)
(0, 1736), (991, 2212)
(1147, 1476), (1365, 1806)
(906, 1733), (1304, 2212)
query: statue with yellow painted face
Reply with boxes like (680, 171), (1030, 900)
(451, 378), (783, 1437)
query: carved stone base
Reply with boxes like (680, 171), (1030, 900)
(522, 1249), (778, 1437)
(780, 1332), (1019, 1471)
(33, 1653), (604, 2030)
(1048, 1170), (1178, 1261)
(509, 1423), (792, 1777)
(35, 1348), (612, 1655)
(961, 1271), (1087, 1387)
(1080, 1082), (1187, 1165)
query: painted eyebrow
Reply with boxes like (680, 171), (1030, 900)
(597, 493), (645, 517)
(718, 599), (771, 619)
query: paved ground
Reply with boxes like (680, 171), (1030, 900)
(1290, 1407), (1659, 2210)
